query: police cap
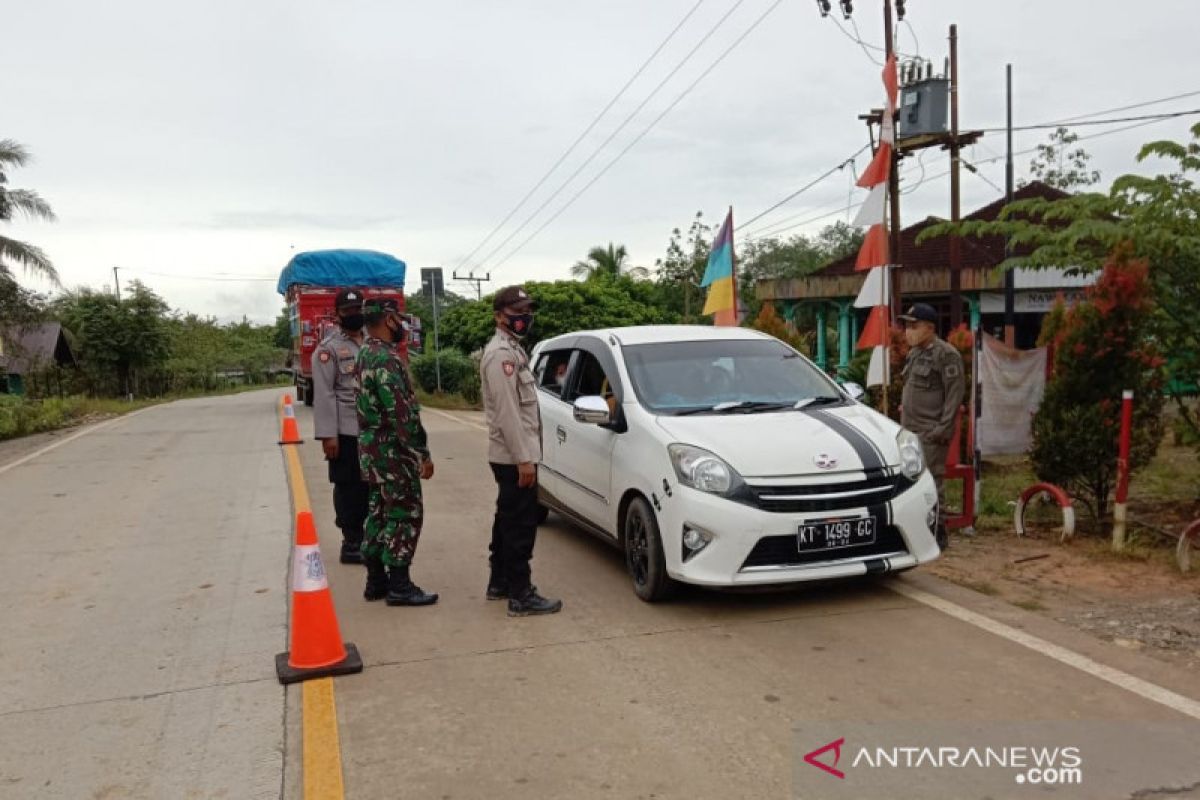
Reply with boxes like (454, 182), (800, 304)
(898, 303), (938, 324)
(334, 288), (364, 309)
(492, 285), (535, 312)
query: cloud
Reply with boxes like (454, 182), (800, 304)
(204, 211), (403, 231)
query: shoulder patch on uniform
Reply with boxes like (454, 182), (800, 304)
(945, 363), (961, 378)
(502, 361), (515, 377)
(318, 351), (331, 363)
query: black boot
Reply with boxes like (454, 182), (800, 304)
(340, 536), (364, 565)
(363, 556), (388, 601)
(486, 571), (508, 601)
(507, 587), (562, 617)
(386, 564), (438, 606)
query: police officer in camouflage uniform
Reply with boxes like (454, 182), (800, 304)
(481, 285), (562, 617)
(899, 303), (965, 550)
(312, 289), (368, 565)
(356, 298), (437, 606)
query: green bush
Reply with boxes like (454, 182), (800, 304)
(409, 349), (475, 395)
(0, 395), (85, 439)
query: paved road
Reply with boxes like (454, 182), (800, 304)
(0, 392), (288, 800)
(2, 391), (1198, 799)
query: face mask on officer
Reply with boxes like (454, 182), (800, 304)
(504, 310), (534, 338)
(385, 314), (406, 345)
(339, 310), (364, 332)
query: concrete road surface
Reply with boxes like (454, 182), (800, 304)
(2, 390), (1198, 799)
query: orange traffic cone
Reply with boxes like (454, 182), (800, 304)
(282, 393), (293, 406)
(278, 411), (303, 445)
(276, 511), (363, 684)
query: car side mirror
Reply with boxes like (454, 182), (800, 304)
(573, 395), (611, 425)
(842, 382), (866, 402)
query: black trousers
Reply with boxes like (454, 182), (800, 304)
(329, 434), (368, 548)
(489, 463), (540, 597)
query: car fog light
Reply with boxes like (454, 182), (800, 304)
(681, 525), (713, 563)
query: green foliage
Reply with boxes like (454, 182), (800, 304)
(737, 221), (863, 319)
(0, 139), (59, 285)
(920, 122), (1200, 451)
(654, 211), (712, 323)
(409, 348), (476, 395)
(571, 242), (649, 281)
(1030, 252), (1166, 527)
(439, 276), (681, 355)
(747, 302), (808, 354)
(272, 308), (292, 349)
(0, 394), (79, 438)
(1018, 127), (1101, 191)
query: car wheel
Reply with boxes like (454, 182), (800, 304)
(624, 497), (676, 602)
(536, 504), (550, 525)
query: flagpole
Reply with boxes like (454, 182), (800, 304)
(727, 205), (739, 324)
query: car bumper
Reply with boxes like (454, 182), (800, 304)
(658, 471), (940, 586)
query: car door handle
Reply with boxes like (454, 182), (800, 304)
(556, 425), (567, 444)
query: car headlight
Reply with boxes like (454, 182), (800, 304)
(668, 444), (744, 495)
(896, 429), (925, 480)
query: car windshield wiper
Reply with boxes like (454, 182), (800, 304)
(710, 400), (797, 414)
(669, 406), (716, 416)
(793, 395), (845, 409)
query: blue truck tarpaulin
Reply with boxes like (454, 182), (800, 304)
(277, 249), (407, 295)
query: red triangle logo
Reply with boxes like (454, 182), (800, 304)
(803, 737), (846, 780)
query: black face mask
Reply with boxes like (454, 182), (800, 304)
(385, 318), (406, 345)
(339, 313), (364, 332)
(504, 312), (534, 337)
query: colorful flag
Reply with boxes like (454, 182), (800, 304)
(701, 209), (739, 326)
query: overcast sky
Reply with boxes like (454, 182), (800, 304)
(6, 0), (1199, 322)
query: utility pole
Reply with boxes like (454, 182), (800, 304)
(452, 271), (491, 301)
(883, 0), (902, 318)
(113, 267), (122, 302)
(948, 24), (963, 329)
(1004, 64), (1017, 347)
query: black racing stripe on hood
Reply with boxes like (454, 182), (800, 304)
(802, 407), (885, 473)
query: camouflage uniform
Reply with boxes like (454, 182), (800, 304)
(356, 335), (430, 568)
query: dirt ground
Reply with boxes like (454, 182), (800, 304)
(931, 502), (1200, 671)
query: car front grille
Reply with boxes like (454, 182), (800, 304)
(741, 525), (909, 570)
(739, 472), (913, 514)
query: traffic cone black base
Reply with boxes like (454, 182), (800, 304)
(275, 642), (363, 685)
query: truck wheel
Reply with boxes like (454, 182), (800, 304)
(624, 497), (676, 602)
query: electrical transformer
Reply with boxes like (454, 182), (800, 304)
(898, 78), (949, 138)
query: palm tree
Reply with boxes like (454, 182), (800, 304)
(571, 242), (649, 281)
(1, 139), (59, 286)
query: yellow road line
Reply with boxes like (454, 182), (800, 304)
(278, 397), (346, 800)
(302, 678), (347, 800)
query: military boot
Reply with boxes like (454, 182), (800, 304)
(486, 570), (508, 601)
(386, 564), (438, 607)
(340, 536), (364, 565)
(507, 588), (563, 617)
(363, 556), (388, 602)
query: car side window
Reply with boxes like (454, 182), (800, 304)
(564, 351), (618, 418)
(535, 350), (573, 398)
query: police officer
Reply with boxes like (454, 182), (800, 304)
(899, 303), (965, 549)
(356, 298), (437, 606)
(312, 289), (368, 565)
(481, 286), (562, 617)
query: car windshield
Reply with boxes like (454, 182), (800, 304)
(621, 339), (843, 415)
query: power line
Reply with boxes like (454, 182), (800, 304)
(487, 0), (786, 274)
(832, 14), (882, 66)
(735, 143), (868, 232)
(741, 200), (858, 242)
(467, 0), (750, 274)
(124, 269), (276, 282)
(449, 0), (708, 276)
(976, 108), (1200, 134)
(1049, 88), (1200, 126)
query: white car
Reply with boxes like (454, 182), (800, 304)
(529, 325), (941, 601)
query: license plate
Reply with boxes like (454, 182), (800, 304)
(797, 516), (876, 552)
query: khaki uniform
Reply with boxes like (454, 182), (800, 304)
(901, 337), (966, 524)
(480, 329), (542, 465)
(312, 329), (361, 439)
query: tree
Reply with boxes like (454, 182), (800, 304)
(1030, 250), (1166, 527)
(1019, 126), (1101, 191)
(0, 139), (59, 285)
(746, 302), (807, 354)
(737, 222), (864, 320)
(920, 122), (1200, 447)
(272, 308), (292, 350)
(571, 243), (649, 281)
(654, 212), (712, 322)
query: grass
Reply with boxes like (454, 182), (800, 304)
(416, 389), (481, 411)
(1012, 598), (1047, 612)
(0, 380), (291, 441)
(954, 578), (1001, 596)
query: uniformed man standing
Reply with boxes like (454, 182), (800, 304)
(481, 286), (562, 617)
(899, 303), (965, 549)
(312, 289), (368, 565)
(356, 298), (437, 606)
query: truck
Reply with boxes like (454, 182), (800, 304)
(277, 249), (409, 406)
